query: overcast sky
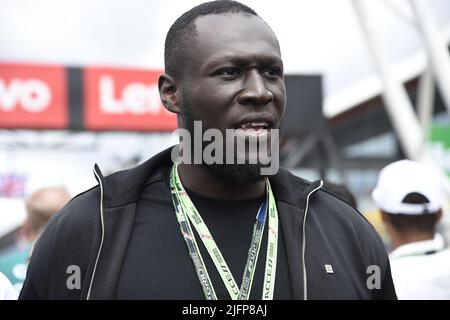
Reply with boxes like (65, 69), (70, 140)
(1, 0), (449, 100)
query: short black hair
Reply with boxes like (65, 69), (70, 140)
(383, 192), (440, 233)
(164, 0), (259, 79)
(383, 212), (440, 233)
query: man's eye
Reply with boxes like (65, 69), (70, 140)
(263, 68), (282, 77)
(218, 69), (241, 79)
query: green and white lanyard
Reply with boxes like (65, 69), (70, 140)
(170, 163), (279, 300)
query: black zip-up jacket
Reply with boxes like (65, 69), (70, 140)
(20, 147), (396, 300)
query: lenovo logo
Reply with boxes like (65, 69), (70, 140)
(99, 75), (163, 115)
(0, 63), (68, 129)
(84, 68), (176, 131)
(0, 78), (51, 113)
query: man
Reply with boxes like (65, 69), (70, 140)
(0, 186), (71, 293)
(20, 0), (396, 299)
(373, 160), (450, 299)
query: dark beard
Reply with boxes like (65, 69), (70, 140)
(204, 162), (265, 186)
(181, 95), (265, 186)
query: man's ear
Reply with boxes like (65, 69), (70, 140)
(436, 209), (443, 223)
(158, 73), (181, 114)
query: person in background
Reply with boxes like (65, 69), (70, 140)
(372, 160), (450, 299)
(0, 271), (17, 300)
(0, 186), (71, 293)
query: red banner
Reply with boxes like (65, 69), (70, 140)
(83, 67), (177, 131)
(0, 63), (68, 129)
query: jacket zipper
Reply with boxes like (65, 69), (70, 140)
(87, 166), (106, 300)
(302, 180), (323, 300)
(85, 168), (323, 300)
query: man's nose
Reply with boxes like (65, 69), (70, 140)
(237, 70), (273, 106)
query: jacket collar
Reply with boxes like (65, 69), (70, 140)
(94, 146), (174, 208)
(94, 145), (316, 209)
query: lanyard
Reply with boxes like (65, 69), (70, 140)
(170, 164), (279, 300)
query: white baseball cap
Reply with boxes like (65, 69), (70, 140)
(372, 160), (444, 215)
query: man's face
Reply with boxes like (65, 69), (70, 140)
(179, 13), (285, 134)
(176, 14), (286, 183)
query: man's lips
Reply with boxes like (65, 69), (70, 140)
(233, 113), (276, 131)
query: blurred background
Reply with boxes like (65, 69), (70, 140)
(1, 0), (450, 252)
